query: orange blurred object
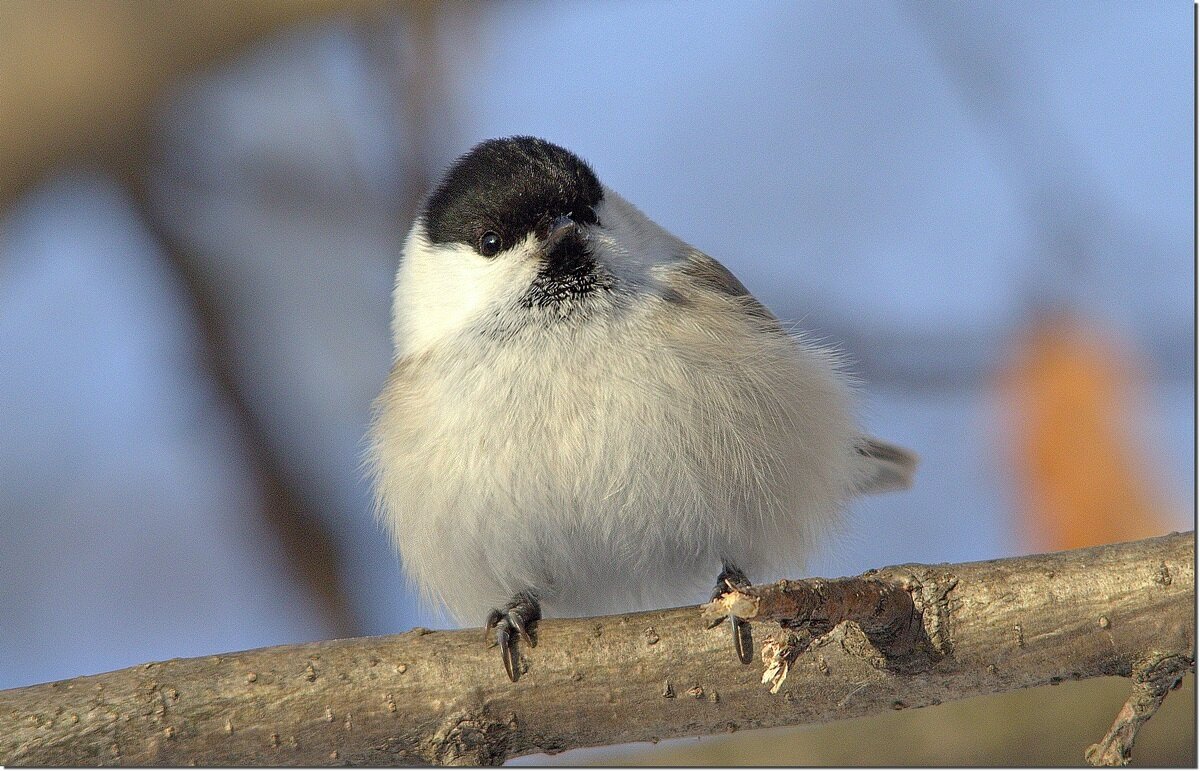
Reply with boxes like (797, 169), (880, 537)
(998, 312), (1167, 552)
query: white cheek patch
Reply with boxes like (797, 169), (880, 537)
(392, 228), (539, 356)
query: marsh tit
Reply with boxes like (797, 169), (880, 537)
(369, 136), (916, 681)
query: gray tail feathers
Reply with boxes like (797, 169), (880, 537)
(853, 436), (919, 495)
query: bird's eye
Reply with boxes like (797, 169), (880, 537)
(478, 231), (503, 257)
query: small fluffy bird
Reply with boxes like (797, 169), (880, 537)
(370, 137), (916, 681)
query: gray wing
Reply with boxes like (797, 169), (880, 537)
(674, 251), (919, 496)
(672, 249), (780, 323)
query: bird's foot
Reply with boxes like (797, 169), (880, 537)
(484, 590), (541, 682)
(706, 563), (754, 664)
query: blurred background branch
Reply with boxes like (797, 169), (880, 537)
(0, 0), (383, 208)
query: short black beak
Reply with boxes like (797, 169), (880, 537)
(542, 214), (580, 251)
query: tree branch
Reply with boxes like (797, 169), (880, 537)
(1, 532), (1192, 766)
(1084, 652), (1192, 767)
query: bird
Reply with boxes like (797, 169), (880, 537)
(368, 136), (916, 681)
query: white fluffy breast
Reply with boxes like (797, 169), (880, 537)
(370, 251), (861, 623)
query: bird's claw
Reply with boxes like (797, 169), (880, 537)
(483, 592), (541, 682)
(711, 564), (754, 664)
(731, 614), (754, 664)
(483, 608), (503, 646)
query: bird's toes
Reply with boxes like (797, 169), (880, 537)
(710, 563), (754, 664)
(495, 622), (520, 681)
(508, 610), (536, 648)
(731, 615), (754, 664)
(483, 608), (503, 647)
(482, 593), (541, 682)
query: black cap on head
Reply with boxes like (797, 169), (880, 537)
(422, 137), (604, 251)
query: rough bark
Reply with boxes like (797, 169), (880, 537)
(1, 532), (1192, 766)
(1084, 653), (1193, 766)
